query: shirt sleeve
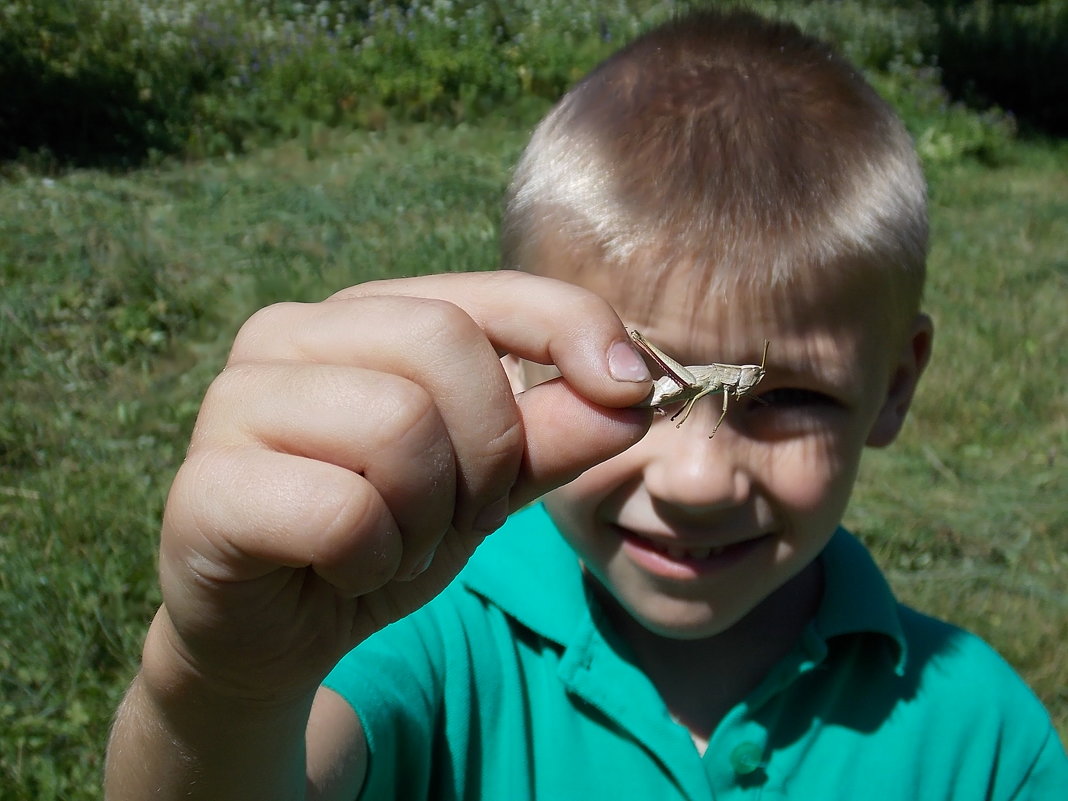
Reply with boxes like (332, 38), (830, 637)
(322, 602), (450, 800)
(1009, 724), (1068, 801)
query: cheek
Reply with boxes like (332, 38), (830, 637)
(762, 434), (861, 516)
(541, 443), (647, 538)
(541, 472), (609, 571)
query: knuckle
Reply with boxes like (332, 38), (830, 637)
(229, 302), (301, 363)
(483, 268), (532, 294)
(469, 417), (525, 492)
(409, 297), (483, 350)
(192, 365), (273, 447)
(375, 380), (441, 445)
(202, 362), (260, 409)
(561, 290), (615, 327)
(322, 482), (402, 588)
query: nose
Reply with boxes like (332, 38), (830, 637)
(641, 417), (752, 514)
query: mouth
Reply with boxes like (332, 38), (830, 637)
(640, 538), (732, 561)
(615, 526), (771, 576)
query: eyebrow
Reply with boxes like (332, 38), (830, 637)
(759, 343), (861, 394)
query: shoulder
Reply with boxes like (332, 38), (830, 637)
(816, 534), (1066, 794)
(818, 532), (1051, 725)
(897, 603), (1044, 710)
(892, 605), (1067, 793)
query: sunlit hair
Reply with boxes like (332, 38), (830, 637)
(502, 10), (928, 321)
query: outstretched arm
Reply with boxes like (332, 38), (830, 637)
(104, 271), (652, 800)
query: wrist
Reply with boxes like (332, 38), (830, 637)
(139, 605), (318, 728)
(108, 608), (316, 801)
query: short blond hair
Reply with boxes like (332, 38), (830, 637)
(502, 10), (927, 320)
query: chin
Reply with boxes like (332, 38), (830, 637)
(627, 599), (753, 641)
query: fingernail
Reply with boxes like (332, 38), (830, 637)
(608, 340), (652, 383)
(473, 496), (510, 534)
(401, 549), (436, 581)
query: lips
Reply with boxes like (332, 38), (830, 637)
(620, 527), (765, 564)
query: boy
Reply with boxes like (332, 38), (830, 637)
(105, 10), (1066, 800)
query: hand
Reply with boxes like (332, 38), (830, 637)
(146, 271), (652, 706)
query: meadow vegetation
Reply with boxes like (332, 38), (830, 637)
(4, 0), (1062, 169)
(1, 1), (1065, 798)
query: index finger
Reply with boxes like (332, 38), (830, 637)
(328, 270), (652, 406)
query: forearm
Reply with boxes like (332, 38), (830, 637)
(105, 617), (315, 801)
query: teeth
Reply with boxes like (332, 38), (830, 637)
(656, 541), (726, 560)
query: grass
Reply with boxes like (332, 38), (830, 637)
(849, 140), (1068, 725)
(0, 123), (527, 800)
(1, 125), (1065, 798)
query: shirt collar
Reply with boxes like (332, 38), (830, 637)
(461, 503), (590, 645)
(814, 526), (908, 674)
(461, 503), (907, 673)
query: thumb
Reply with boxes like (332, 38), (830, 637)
(509, 377), (652, 509)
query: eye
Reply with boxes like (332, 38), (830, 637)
(743, 386), (845, 439)
(754, 387), (839, 409)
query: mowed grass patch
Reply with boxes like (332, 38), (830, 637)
(1, 128), (1065, 799)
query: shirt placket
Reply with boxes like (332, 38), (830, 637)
(556, 608), (719, 801)
(699, 632), (829, 799)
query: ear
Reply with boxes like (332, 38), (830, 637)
(866, 313), (934, 448)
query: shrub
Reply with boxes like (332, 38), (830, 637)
(0, 0), (652, 167)
(931, 0), (1068, 136)
(0, 2), (181, 167)
(745, 1), (1016, 164)
(0, 1), (1041, 168)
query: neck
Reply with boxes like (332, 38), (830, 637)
(598, 560), (823, 751)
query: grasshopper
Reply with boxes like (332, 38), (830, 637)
(629, 329), (770, 438)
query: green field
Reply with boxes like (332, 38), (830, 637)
(2, 2), (1067, 798)
(3, 122), (1065, 801)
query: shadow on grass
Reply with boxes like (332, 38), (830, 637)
(929, 0), (1068, 137)
(0, 51), (180, 170)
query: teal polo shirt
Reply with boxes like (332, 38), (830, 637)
(324, 504), (1067, 799)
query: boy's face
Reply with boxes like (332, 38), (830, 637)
(519, 256), (930, 641)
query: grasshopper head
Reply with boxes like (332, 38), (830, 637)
(736, 340), (770, 397)
(736, 364), (765, 396)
